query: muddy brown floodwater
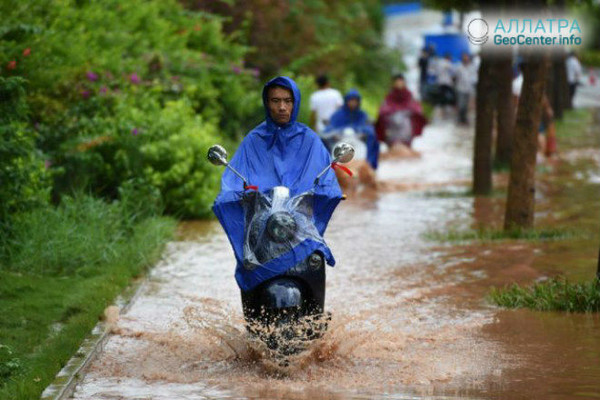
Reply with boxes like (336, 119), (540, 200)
(71, 116), (600, 399)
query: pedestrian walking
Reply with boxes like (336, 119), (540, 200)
(454, 53), (477, 124)
(566, 51), (583, 106)
(309, 74), (343, 134)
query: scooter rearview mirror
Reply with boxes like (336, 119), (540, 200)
(207, 144), (228, 166)
(314, 142), (356, 185)
(207, 144), (250, 187)
(333, 142), (355, 164)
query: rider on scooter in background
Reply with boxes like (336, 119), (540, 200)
(328, 89), (379, 170)
(325, 89), (379, 190)
(212, 76), (342, 298)
(375, 74), (428, 158)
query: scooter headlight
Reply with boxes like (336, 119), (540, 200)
(266, 211), (297, 243)
(307, 252), (323, 270)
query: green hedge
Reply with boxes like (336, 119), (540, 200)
(0, 77), (51, 235)
(0, 0), (262, 218)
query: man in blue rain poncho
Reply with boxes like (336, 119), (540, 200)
(212, 76), (342, 292)
(327, 89), (379, 170)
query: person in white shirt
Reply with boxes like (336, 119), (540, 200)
(512, 62), (523, 108)
(434, 53), (456, 109)
(454, 53), (477, 124)
(309, 74), (343, 133)
(436, 54), (455, 87)
(566, 51), (583, 105)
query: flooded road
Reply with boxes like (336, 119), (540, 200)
(71, 114), (600, 399)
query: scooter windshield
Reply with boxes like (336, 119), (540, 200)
(322, 128), (368, 161)
(386, 110), (413, 145)
(242, 187), (324, 270)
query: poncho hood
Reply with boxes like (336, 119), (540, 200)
(262, 75), (301, 129)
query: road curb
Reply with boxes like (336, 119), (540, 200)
(40, 277), (148, 400)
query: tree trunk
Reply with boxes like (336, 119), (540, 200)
(597, 243), (600, 280)
(550, 0), (570, 114)
(504, 53), (550, 230)
(556, 54), (571, 113)
(473, 51), (495, 195)
(495, 56), (515, 166)
(547, 52), (569, 119)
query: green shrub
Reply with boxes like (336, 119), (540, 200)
(135, 99), (222, 217)
(53, 97), (222, 217)
(0, 77), (51, 235)
(0, 77), (28, 122)
(118, 178), (164, 223)
(0, 125), (51, 230)
(0, 0), (261, 217)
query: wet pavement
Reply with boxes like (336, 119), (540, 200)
(69, 109), (600, 399)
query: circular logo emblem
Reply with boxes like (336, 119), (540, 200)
(467, 18), (489, 45)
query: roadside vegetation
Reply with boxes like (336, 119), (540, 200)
(0, 194), (175, 399)
(424, 227), (579, 243)
(581, 50), (600, 67)
(0, 0), (399, 398)
(186, 0), (402, 120)
(488, 109), (600, 312)
(424, 107), (600, 313)
(0, 0), (254, 397)
(490, 278), (600, 313)
(425, 109), (596, 244)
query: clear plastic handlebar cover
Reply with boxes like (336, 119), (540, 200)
(242, 186), (325, 270)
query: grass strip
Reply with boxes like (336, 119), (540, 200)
(0, 197), (175, 400)
(555, 108), (596, 148)
(424, 227), (579, 243)
(489, 277), (600, 312)
(422, 188), (506, 199)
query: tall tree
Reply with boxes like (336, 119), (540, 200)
(494, 56), (515, 166)
(473, 49), (495, 195)
(186, 0), (394, 87)
(597, 244), (600, 280)
(504, 52), (550, 230)
(548, 0), (571, 116)
(548, 51), (571, 117)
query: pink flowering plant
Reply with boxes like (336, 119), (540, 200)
(0, 0), (260, 218)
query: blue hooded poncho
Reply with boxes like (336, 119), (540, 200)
(212, 76), (342, 291)
(327, 89), (379, 169)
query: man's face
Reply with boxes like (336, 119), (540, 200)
(267, 86), (294, 125)
(347, 98), (359, 111)
(393, 78), (406, 90)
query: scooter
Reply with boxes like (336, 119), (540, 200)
(385, 110), (413, 147)
(207, 142), (354, 356)
(320, 127), (378, 192)
(320, 127), (368, 162)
